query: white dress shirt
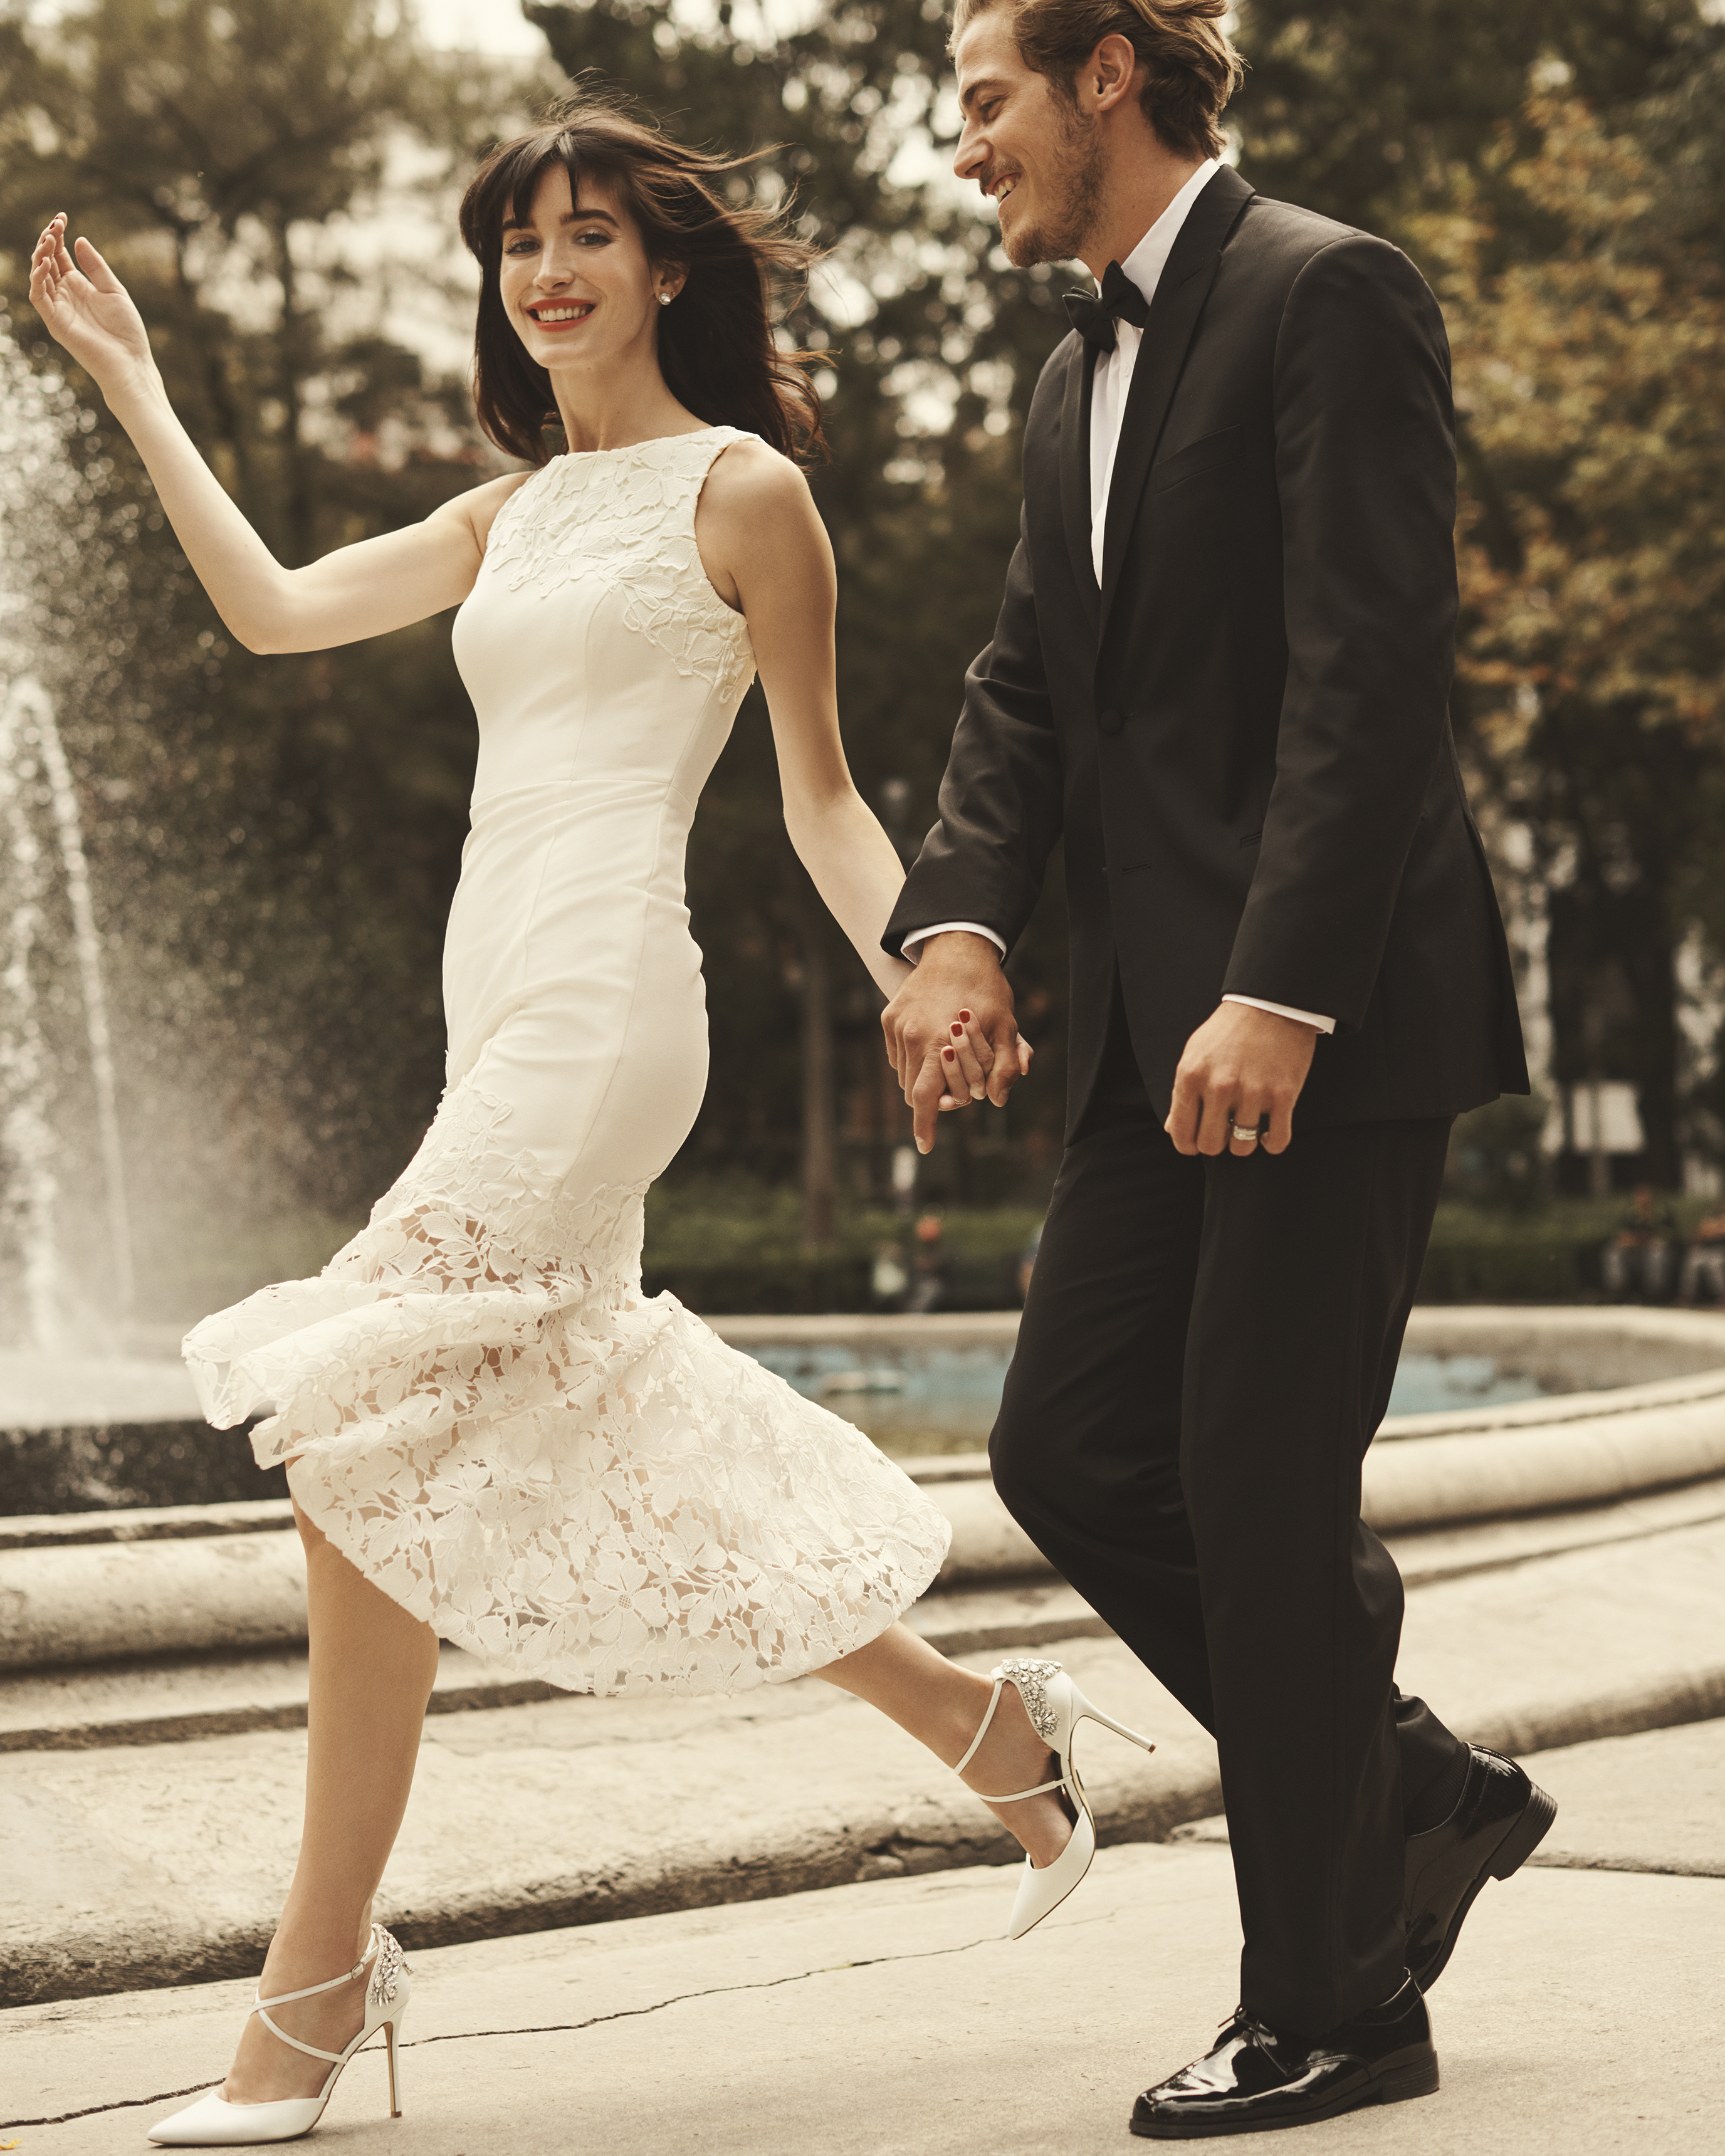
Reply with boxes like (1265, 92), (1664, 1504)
(903, 160), (1334, 1037)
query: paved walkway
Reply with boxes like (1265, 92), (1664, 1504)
(6, 1742), (1721, 2154)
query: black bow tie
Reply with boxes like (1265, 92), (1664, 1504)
(1064, 260), (1151, 352)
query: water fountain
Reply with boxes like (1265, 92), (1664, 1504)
(0, 325), (135, 1353)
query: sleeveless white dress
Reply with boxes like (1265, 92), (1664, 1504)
(183, 427), (950, 1697)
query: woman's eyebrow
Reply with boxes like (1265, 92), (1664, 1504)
(500, 206), (621, 236)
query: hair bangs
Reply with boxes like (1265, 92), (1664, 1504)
(458, 93), (827, 469)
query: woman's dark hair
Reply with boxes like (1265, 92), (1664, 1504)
(458, 92), (827, 468)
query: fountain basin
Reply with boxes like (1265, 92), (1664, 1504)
(4, 1307), (1725, 1672)
(0, 1349), (281, 1515)
(730, 1304), (1725, 1459)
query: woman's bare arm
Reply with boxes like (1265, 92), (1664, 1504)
(696, 439), (916, 1003)
(28, 214), (522, 654)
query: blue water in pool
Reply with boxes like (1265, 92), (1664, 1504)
(746, 1342), (1547, 1458)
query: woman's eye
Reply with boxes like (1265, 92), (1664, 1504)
(575, 229), (609, 246)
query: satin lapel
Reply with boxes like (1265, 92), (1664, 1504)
(1059, 335), (1099, 634)
(1098, 165), (1256, 636)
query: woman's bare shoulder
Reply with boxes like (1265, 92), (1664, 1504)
(701, 432), (812, 521)
(429, 468), (537, 553)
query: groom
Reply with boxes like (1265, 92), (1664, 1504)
(884, 0), (1555, 2137)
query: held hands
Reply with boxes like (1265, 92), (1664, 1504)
(28, 214), (157, 400)
(1165, 1002), (1319, 1158)
(881, 931), (1033, 1154)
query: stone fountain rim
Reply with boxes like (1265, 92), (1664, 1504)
(6, 1305), (1725, 1540)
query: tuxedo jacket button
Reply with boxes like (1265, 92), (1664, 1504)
(1098, 707), (1123, 736)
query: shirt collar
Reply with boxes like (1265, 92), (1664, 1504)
(1114, 156), (1223, 314)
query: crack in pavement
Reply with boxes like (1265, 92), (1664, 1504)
(0, 1927), (1022, 2130)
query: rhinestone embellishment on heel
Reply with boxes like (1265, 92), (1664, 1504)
(993, 1657), (1062, 1744)
(367, 1927), (407, 2009)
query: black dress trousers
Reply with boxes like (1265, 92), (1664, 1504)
(990, 985), (1462, 2036)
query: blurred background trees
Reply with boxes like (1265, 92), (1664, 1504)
(1237, 0), (1725, 1193)
(0, 0), (498, 1247)
(3, 0), (1724, 1315)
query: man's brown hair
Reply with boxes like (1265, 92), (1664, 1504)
(951, 0), (1244, 162)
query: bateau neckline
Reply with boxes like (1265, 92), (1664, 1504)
(550, 425), (734, 462)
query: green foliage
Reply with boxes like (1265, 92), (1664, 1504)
(641, 1176), (1043, 1312)
(1234, 1), (1725, 1188)
(1233, 0), (1702, 241)
(1417, 86), (1725, 1181)
(1420, 1193), (1689, 1299)
(1446, 1094), (1553, 1212)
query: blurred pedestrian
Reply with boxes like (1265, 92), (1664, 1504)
(1017, 1218), (1043, 1305)
(907, 1208), (948, 1312)
(1602, 1183), (1677, 1300)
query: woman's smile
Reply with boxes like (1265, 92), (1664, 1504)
(523, 297), (595, 330)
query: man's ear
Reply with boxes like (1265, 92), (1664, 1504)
(1079, 32), (1142, 117)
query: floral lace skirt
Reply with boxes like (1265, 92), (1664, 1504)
(182, 1085), (951, 1696)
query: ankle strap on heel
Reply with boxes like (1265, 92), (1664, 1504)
(955, 1676), (1007, 1778)
(955, 1672), (1070, 1804)
(250, 1927), (382, 2064)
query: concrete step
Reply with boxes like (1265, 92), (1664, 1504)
(8, 1484), (1722, 1755)
(9, 1433), (1725, 1673)
(3, 1512), (1722, 2009)
(0, 1579), (1109, 1754)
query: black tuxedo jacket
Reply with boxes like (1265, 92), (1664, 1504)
(884, 164), (1528, 1138)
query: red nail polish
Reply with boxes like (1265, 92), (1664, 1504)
(943, 1047), (955, 1059)
(951, 1023), (963, 1035)
(958, 1010), (972, 1020)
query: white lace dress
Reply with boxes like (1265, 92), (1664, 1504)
(182, 427), (951, 1696)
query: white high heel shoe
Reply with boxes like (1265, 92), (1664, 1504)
(147, 1924), (410, 2146)
(957, 1656), (1156, 1940)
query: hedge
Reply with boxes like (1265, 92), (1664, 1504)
(646, 1192), (1711, 1315)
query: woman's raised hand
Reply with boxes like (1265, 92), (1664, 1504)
(28, 215), (157, 399)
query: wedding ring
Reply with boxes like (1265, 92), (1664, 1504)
(1229, 1122), (1261, 1144)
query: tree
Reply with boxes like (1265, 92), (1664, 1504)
(1232, 1), (1725, 1185)
(1232, 0), (1702, 243)
(1418, 93), (1725, 1181)
(0, 0), (504, 1272)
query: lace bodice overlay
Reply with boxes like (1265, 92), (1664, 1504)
(482, 429), (756, 706)
(184, 429), (950, 1695)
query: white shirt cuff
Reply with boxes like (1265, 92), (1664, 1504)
(899, 922), (1007, 963)
(1223, 993), (1336, 1035)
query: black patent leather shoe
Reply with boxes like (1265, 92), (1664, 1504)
(1130, 1977), (1437, 2138)
(1406, 1744), (1556, 1991)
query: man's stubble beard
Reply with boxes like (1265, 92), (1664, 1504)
(1001, 97), (1106, 269)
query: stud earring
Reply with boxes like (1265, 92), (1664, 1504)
(658, 291), (673, 306)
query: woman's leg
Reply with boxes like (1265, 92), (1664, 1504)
(815, 1623), (1074, 1868)
(222, 1500), (439, 2103)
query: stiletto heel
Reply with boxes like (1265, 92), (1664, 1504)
(1070, 1688), (1157, 1750)
(957, 1656), (1156, 1940)
(147, 1923), (411, 2145)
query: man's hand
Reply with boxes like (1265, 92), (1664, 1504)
(1165, 1003), (1319, 1158)
(882, 931), (1032, 1154)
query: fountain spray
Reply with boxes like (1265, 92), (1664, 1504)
(0, 327), (135, 1344)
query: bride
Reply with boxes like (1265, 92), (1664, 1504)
(30, 95), (1153, 2147)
